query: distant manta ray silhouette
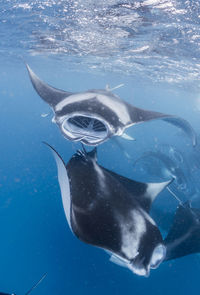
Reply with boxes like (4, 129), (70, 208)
(164, 200), (200, 261)
(152, 187), (200, 262)
(26, 65), (196, 146)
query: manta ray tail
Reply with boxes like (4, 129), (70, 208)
(0, 293), (16, 295)
(24, 273), (47, 295)
(26, 64), (73, 107)
(0, 274), (46, 295)
(166, 187), (183, 206)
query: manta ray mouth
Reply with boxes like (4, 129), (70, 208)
(59, 114), (111, 145)
(68, 116), (107, 132)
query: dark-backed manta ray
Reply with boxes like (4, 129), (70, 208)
(164, 201), (200, 261)
(0, 273), (47, 295)
(45, 143), (172, 277)
(26, 65), (196, 146)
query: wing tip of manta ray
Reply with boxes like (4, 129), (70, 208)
(25, 63), (35, 80)
(26, 64), (74, 107)
(42, 141), (72, 231)
(146, 178), (173, 203)
(25, 62), (31, 71)
(42, 141), (54, 151)
(26, 63), (44, 95)
(42, 141), (65, 165)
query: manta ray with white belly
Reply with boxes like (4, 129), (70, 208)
(26, 65), (196, 146)
(45, 143), (172, 277)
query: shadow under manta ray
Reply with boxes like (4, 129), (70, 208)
(164, 201), (200, 261)
(26, 65), (196, 146)
(45, 143), (172, 277)
(0, 273), (46, 295)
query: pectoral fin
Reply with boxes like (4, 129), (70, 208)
(145, 179), (173, 206)
(129, 105), (197, 146)
(26, 64), (73, 107)
(44, 142), (72, 231)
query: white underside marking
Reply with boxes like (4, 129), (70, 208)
(96, 94), (131, 125)
(120, 210), (146, 260)
(145, 180), (171, 203)
(150, 244), (166, 269)
(142, 209), (156, 226)
(55, 92), (96, 112)
(128, 261), (150, 277)
(55, 91), (131, 127)
(109, 251), (150, 277)
(51, 148), (72, 231)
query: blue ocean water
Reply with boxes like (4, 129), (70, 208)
(1, 0), (200, 294)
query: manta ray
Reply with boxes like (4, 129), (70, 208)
(45, 143), (172, 277)
(43, 142), (200, 275)
(164, 200), (200, 261)
(26, 65), (196, 146)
